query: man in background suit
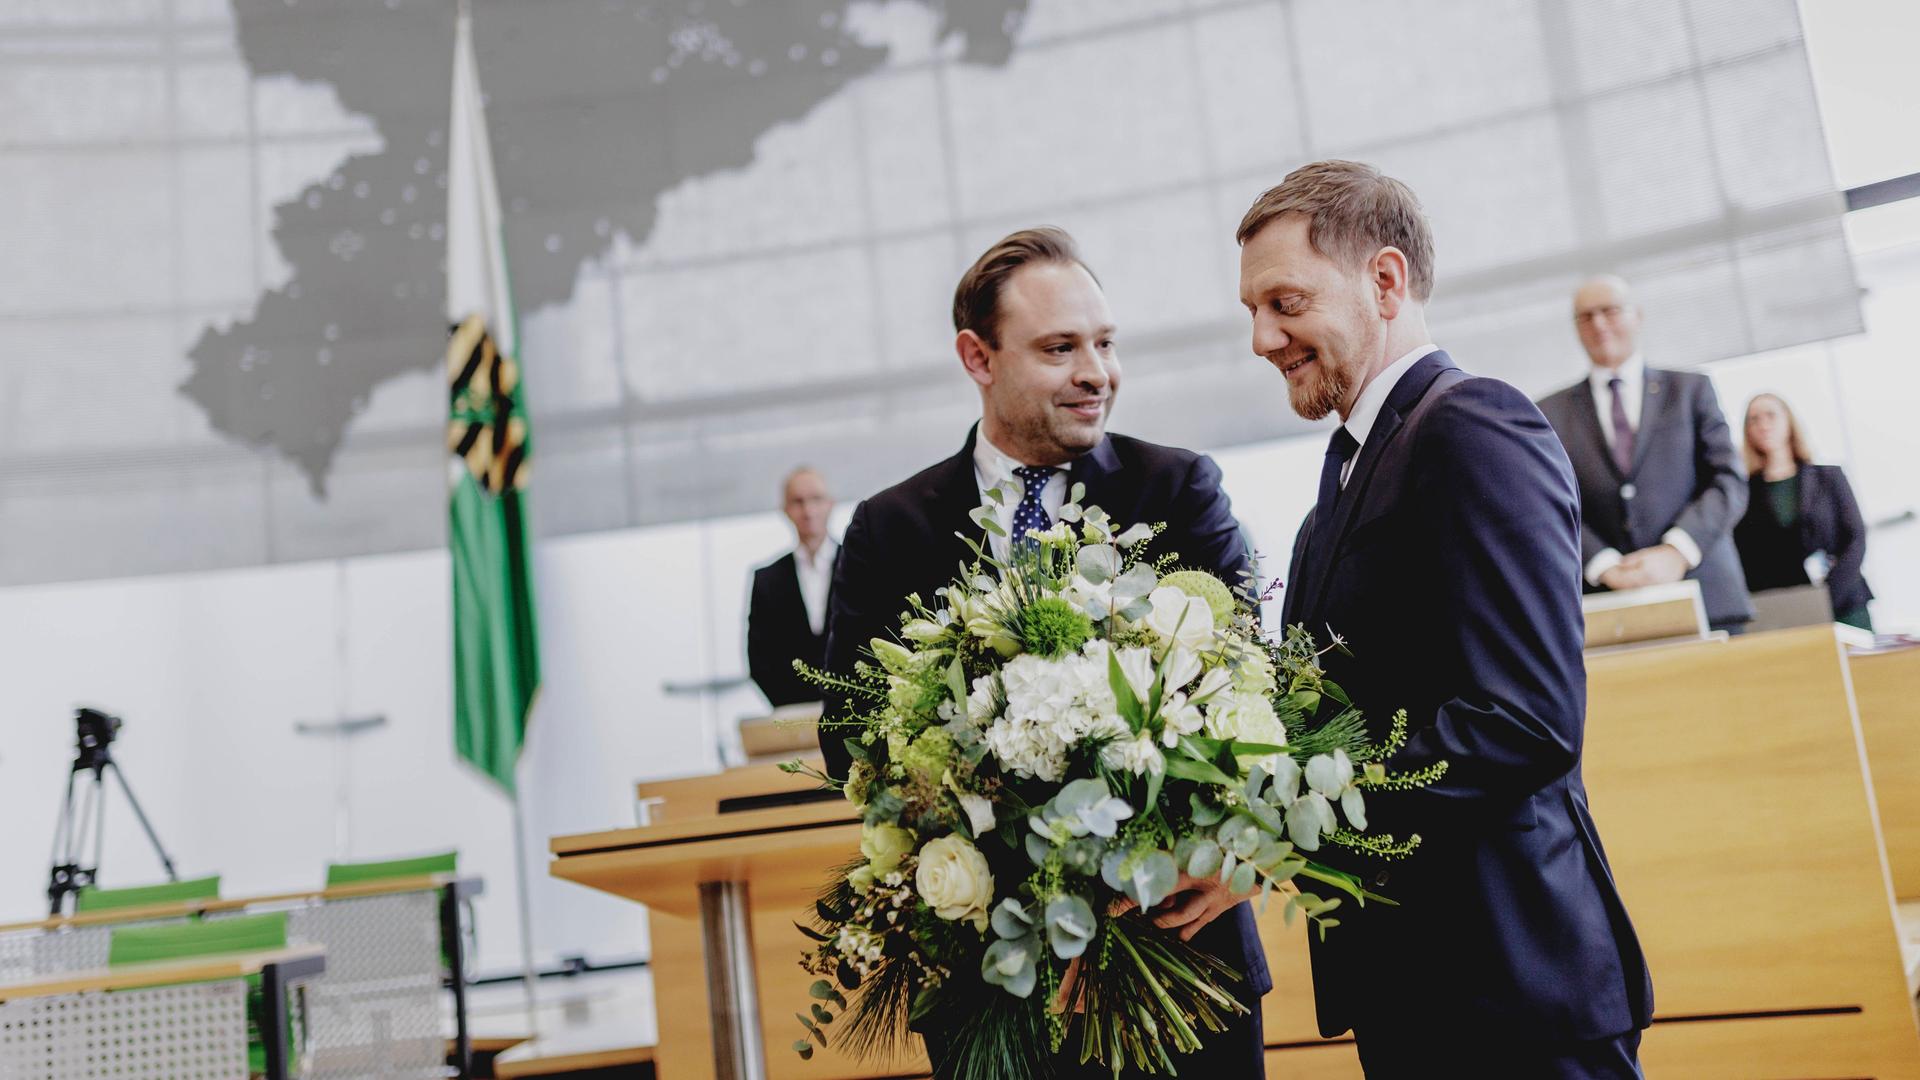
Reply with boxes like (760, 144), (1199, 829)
(1537, 276), (1752, 632)
(746, 467), (835, 707)
(821, 227), (1269, 1076)
(1245, 161), (1650, 1076)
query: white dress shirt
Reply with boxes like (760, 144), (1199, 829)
(973, 428), (1069, 562)
(794, 537), (837, 636)
(1580, 353), (1702, 585)
(1338, 343), (1441, 487)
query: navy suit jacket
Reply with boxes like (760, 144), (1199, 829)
(1537, 369), (1753, 627)
(746, 553), (830, 708)
(820, 425), (1272, 1006)
(1285, 352), (1653, 1041)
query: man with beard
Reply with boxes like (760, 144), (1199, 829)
(1238, 160), (1651, 1076)
(819, 226), (1270, 1076)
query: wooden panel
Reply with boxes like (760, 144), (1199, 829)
(632, 760), (825, 826)
(1639, 1010), (1920, 1079)
(0, 944), (325, 1002)
(1263, 1041), (1361, 1079)
(0, 873), (457, 935)
(1852, 644), (1920, 899)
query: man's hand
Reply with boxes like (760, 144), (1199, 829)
(1597, 564), (1640, 591)
(1146, 872), (1259, 942)
(1050, 876), (1255, 1014)
(1623, 543), (1689, 586)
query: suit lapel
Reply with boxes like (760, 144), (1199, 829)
(1294, 351), (1457, 626)
(1568, 379), (1625, 482)
(1065, 435), (1122, 516)
(931, 427), (993, 578)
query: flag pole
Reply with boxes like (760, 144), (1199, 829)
(511, 778), (540, 1030)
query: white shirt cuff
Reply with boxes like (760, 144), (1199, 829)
(1661, 528), (1702, 569)
(1585, 548), (1623, 588)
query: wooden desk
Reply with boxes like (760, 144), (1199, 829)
(0, 944), (325, 1002)
(1851, 642), (1920, 898)
(557, 627), (1920, 1078)
(0, 872), (465, 935)
(494, 1028), (656, 1078)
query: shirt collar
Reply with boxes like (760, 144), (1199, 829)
(1588, 351), (1645, 396)
(972, 426), (1066, 489)
(1343, 343), (1439, 450)
(795, 537), (837, 572)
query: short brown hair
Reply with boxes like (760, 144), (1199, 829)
(953, 227), (1095, 348)
(1742, 393), (1813, 474)
(1236, 160), (1435, 301)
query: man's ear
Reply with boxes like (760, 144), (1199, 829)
(957, 329), (994, 388)
(1372, 246), (1411, 321)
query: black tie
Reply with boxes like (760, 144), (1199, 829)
(1308, 426), (1360, 560)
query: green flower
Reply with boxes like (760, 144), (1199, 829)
(1158, 569), (1236, 628)
(899, 728), (955, 780)
(860, 823), (915, 877)
(844, 759), (875, 811)
(1018, 596), (1095, 658)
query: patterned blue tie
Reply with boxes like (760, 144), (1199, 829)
(1010, 465), (1058, 550)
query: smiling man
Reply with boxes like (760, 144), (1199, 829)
(819, 226), (1269, 1077)
(1242, 160), (1651, 1078)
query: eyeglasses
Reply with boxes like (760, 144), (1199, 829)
(1574, 305), (1627, 326)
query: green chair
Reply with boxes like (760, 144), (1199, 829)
(109, 911), (294, 1076)
(74, 873), (221, 914)
(324, 850), (456, 887)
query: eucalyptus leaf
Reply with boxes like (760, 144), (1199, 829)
(991, 897), (1035, 940)
(1228, 860), (1257, 895)
(1126, 850), (1179, 910)
(1186, 839), (1223, 878)
(1045, 895), (1097, 960)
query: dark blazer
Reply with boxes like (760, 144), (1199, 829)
(1285, 351), (1653, 1042)
(746, 552), (830, 708)
(1537, 368), (1754, 627)
(820, 425), (1273, 1038)
(1733, 464), (1874, 615)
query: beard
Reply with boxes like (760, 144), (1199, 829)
(1287, 354), (1357, 422)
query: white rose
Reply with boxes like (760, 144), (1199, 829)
(1144, 586), (1215, 657)
(914, 835), (994, 930)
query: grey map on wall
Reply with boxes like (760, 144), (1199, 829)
(184, 0), (1028, 496)
(0, 0), (1862, 584)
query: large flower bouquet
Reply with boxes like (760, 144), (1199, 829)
(786, 480), (1445, 1078)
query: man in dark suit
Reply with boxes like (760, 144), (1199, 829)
(1240, 161), (1651, 1076)
(820, 227), (1269, 1077)
(746, 467), (836, 707)
(1536, 275), (1752, 632)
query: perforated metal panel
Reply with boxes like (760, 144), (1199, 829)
(1, 889), (449, 1078)
(286, 892), (444, 1079)
(0, 982), (250, 1080)
(0, 925), (132, 984)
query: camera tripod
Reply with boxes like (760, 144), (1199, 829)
(46, 707), (179, 916)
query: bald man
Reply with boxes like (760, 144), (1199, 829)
(747, 467), (836, 707)
(1537, 276), (1753, 631)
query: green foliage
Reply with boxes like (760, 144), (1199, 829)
(1017, 596), (1095, 658)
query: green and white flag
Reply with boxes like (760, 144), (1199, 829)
(445, 4), (538, 794)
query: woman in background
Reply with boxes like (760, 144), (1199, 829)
(1733, 393), (1874, 631)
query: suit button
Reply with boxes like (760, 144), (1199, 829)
(1620, 483), (1636, 500)
(1373, 870), (1390, 887)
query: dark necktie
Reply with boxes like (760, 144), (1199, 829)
(1608, 376), (1635, 474)
(1312, 426), (1361, 548)
(1010, 465), (1058, 550)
